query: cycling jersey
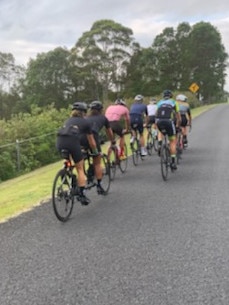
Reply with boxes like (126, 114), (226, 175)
(156, 98), (179, 120)
(177, 101), (191, 127)
(56, 116), (92, 163)
(147, 104), (157, 116)
(105, 104), (129, 122)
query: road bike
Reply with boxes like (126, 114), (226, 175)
(130, 127), (145, 166)
(146, 124), (158, 155)
(176, 127), (183, 164)
(160, 129), (175, 181)
(107, 138), (128, 181)
(52, 149), (111, 222)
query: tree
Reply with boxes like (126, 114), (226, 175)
(72, 19), (139, 101)
(188, 22), (228, 102)
(21, 47), (73, 110)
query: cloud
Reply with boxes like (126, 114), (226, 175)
(0, 0), (228, 89)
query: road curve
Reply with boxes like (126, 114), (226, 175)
(1, 104), (229, 305)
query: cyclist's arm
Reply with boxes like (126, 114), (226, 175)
(87, 133), (98, 154)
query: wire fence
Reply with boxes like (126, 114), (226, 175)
(0, 131), (58, 179)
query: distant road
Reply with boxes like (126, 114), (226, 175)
(1, 104), (229, 305)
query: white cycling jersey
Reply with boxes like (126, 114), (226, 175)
(147, 104), (157, 116)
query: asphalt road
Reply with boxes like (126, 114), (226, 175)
(1, 104), (229, 305)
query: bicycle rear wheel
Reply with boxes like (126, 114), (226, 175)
(101, 154), (111, 194)
(119, 143), (128, 173)
(107, 147), (116, 181)
(146, 133), (153, 155)
(160, 144), (170, 181)
(52, 169), (74, 222)
(131, 138), (139, 166)
(153, 134), (159, 152)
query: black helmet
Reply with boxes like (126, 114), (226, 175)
(89, 100), (103, 110)
(163, 90), (173, 99)
(115, 98), (126, 106)
(72, 102), (88, 112)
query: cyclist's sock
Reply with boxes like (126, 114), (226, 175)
(171, 155), (176, 163)
(79, 186), (86, 195)
(97, 179), (102, 186)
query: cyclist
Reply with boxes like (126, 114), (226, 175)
(156, 90), (181, 170)
(176, 94), (192, 147)
(146, 97), (158, 146)
(105, 98), (130, 160)
(81, 100), (114, 195)
(56, 102), (98, 205)
(129, 94), (148, 156)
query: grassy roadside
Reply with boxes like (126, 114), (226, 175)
(0, 103), (219, 223)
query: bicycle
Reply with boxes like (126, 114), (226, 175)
(52, 149), (111, 222)
(107, 137), (128, 181)
(176, 127), (183, 164)
(160, 129), (175, 181)
(130, 127), (145, 166)
(146, 124), (158, 155)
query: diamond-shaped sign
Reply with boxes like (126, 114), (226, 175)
(189, 82), (199, 93)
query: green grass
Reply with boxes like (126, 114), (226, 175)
(0, 103), (221, 223)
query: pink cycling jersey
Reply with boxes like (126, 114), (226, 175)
(105, 104), (130, 121)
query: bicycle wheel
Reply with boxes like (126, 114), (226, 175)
(119, 143), (128, 173)
(52, 169), (74, 222)
(160, 144), (170, 181)
(146, 132), (153, 155)
(100, 154), (111, 194)
(153, 134), (159, 152)
(107, 147), (116, 181)
(131, 138), (139, 166)
(176, 134), (183, 165)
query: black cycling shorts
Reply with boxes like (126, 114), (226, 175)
(130, 115), (144, 134)
(56, 136), (83, 163)
(156, 119), (176, 137)
(109, 121), (123, 137)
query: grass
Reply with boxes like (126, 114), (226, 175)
(0, 103), (220, 223)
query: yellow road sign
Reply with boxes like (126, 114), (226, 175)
(189, 82), (199, 93)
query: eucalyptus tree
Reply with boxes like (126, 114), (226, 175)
(21, 47), (74, 110)
(72, 19), (139, 101)
(188, 22), (228, 102)
(0, 52), (25, 118)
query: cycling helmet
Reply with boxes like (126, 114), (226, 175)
(176, 94), (187, 102)
(89, 100), (103, 110)
(115, 98), (126, 106)
(150, 97), (157, 104)
(163, 90), (173, 99)
(72, 101), (88, 112)
(134, 94), (144, 102)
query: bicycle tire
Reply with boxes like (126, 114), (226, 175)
(107, 147), (117, 181)
(153, 135), (159, 152)
(119, 143), (128, 173)
(131, 138), (139, 166)
(176, 133), (183, 165)
(160, 144), (169, 181)
(146, 132), (153, 155)
(100, 154), (111, 194)
(52, 169), (74, 222)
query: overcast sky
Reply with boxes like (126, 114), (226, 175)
(1, 0), (229, 91)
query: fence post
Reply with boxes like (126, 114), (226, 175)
(16, 139), (20, 171)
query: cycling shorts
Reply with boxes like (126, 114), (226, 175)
(148, 115), (156, 125)
(56, 136), (83, 163)
(180, 114), (188, 127)
(80, 133), (102, 153)
(130, 115), (144, 134)
(109, 121), (124, 137)
(156, 119), (176, 138)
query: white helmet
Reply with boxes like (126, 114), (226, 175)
(176, 94), (187, 102)
(134, 94), (143, 102)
